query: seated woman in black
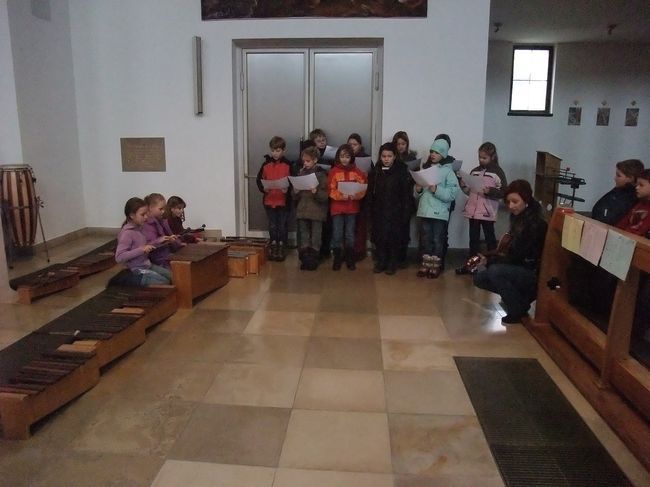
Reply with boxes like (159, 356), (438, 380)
(473, 179), (548, 324)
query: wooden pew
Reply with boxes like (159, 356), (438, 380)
(168, 244), (229, 308)
(527, 207), (650, 470)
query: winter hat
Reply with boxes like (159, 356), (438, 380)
(429, 139), (449, 159)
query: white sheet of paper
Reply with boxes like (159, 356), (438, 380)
(322, 145), (337, 161)
(406, 158), (422, 171)
(452, 159), (463, 172)
(410, 166), (441, 187)
(289, 173), (319, 191)
(578, 220), (608, 265)
(337, 181), (367, 196)
(459, 170), (487, 193)
(355, 156), (373, 173)
(599, 229), (636, 280)
(261, 177), (289, 190)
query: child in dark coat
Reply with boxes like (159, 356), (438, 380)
(368, 142), (413, 275)
(592, 159), (644, 225)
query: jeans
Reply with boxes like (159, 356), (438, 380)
(266, 207), (289, 244)
(137, 264), (172, 286)
(473, 263), (538, 317)
(420, 217), (447, 259)
(297, 219), (323, 250)
(331, 213), (356, 249)
(469, 218), (497, 256)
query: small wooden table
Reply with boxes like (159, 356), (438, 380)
(168, 244), (229, 308)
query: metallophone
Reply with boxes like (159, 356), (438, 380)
(0, 286), (178, 439)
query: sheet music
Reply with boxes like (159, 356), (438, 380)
(561, 214), (584, 254)
(578, 220), (608, 265)
(337, 181), (367, 196)
(260, 177), (289, 190)
(355, 156), (373, 174)
(599, 229), (635, 280)
(322, 145), (337, 161)
(410, 166), (442, 188)
(289, 173), (319, 191)
(458, 170), (487, 193)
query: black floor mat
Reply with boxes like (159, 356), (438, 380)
(454, 357), (632, 487)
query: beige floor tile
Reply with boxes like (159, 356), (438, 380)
(382, 340), (456, 371)
(377, 295), (439, 316)
(160, 308), (253, 334)
(319, 289), (378, 314)
(304, 337), (383, 370)
(273, 468), (394, 487)
(196, 287), (266, 311)
(269, 277), (324, 294)
(312, 312), (380, 338)
(379, 315), (450, 341)
(384, 370), (475, 415)
(227, 335), (309, 367)
(169, 404), (291, 467)
(152, 331), (242, 363)
(389, 413), (499, 477)
(152, 460), (275, 487)
(394, 473), (504, 486)
(293, 368), (385, 412)
(259, 292), (321, 312)
(204, 363), (302, 408)
(279, 409), (392, 473)
(244, 310), (315, 336)
(71, 397), (195, 457)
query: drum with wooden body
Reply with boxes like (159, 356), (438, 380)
(0, 164), (39, 248)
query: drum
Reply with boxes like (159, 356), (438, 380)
(0, 164), (38, 248)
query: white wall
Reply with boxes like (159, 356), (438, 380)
(484, 41), (650, 212)
(68, 0), (490, 247)
(7, 0), (85, 240)
(0, 0), (18, 301)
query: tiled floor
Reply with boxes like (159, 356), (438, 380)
(0, 239), (648, 487)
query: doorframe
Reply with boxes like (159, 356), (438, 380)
(232, 38), (384, 238)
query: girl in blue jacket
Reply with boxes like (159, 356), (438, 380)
(414, 139), (459, 278)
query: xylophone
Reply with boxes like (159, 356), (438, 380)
(65, 252), (116, 277)
(0, 286), (178, 439)
(168, 244), (229, 308)
(221, 236), (270, 266)
(9, 264), (80, 304)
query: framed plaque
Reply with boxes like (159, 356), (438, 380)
(121, 137), (166, 172)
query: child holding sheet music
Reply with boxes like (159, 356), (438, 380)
(348, 133), (372, 262)
(328, 144), (367, 271)
(293, 146), (329, 270)
(368, 142), (412, 275)
(456, 142), (507, 274)
(414, 139), (459, 278)
(256, 136), (292, 261)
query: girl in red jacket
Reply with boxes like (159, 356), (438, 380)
(328, 144), (367, 270)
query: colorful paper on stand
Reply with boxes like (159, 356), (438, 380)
(578, 220), (608, 265)
(599, 229), (636, 280)
(561, 215), (584, 254)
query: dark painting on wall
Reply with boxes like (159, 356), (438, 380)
(596, 107), (610, 126)
(201, 0), (427, 19)
(625, 108), (639, 127)
(568, 107), (581, 126)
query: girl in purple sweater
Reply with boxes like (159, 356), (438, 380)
(115, 197), (172, 285)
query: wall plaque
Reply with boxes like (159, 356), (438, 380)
(121, 137), (166, 172)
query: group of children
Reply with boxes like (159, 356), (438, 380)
(115, 194), (198, 286)
(257, 128), (510, 277)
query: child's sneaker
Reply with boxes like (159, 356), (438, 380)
(427, 256), (442, 279)
(417, 254), (431, 278)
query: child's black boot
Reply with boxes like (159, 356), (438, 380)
(345, 247), (356, 270)
(332, 248), (343, 271)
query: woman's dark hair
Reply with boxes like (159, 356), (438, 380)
(378, 142), (397, 160)
(504, 179), (534, 204)
(123, 197), (146, 226)
(164, 195), (186, 220)
(335, 144), (356, 165)
(478, 142), (499, 165)
(392, 131), (410, 153)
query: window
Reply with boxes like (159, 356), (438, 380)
(508, 46), (554, 116)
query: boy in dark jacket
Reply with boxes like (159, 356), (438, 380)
(256, 136), (291, 261)
(592, 159), (644, 225)
(294, 146), (329, 270)
(368, 143), (413, 275)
